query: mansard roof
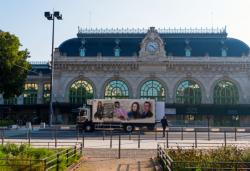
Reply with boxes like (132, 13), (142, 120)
(58, 27), (249, 57)
(28, 61), (51, 76)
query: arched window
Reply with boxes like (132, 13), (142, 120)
(140, 80), (165, 101)
(69, 80), (94, 104)
(43, 83), (51, 104)
(104, 80), (129, 99)
(214, 80), (239, 104)
(176, 80), (201, 104)
(23, 83), (38, 105)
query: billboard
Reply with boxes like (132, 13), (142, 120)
(92, 99), (155, 123)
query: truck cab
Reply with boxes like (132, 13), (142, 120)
(76, 107), (94, 132)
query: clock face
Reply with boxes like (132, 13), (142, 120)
(146, 41), (159, 53)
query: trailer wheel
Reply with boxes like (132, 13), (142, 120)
(123, 125), (134, 133)
(147, 125), (155, 131)
(85, 124), (94, 132)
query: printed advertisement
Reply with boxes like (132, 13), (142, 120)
(92, 99), (155, 123)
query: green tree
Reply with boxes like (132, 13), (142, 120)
(0, 31), (31, 98)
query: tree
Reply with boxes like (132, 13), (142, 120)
(0, 31), (31, 99)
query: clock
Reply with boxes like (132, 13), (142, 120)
(146, 41), (159, 53)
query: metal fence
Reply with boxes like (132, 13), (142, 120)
(0, 144), (82, 171)
(157, 144), (250, 171)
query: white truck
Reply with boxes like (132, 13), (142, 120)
(76, 99), (164, 132)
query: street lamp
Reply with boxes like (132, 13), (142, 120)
(44, 11), (62, 126)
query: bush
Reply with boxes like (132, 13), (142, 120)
(0, 119), (15, 127)
(0, 143), (81, 171)
(165, 146), (250, 170)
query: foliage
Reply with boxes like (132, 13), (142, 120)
(0, 143), (81, 171)
(0, 119), (15, 127)
(0, 31), (31, 98)
(164, 146), (250, 170)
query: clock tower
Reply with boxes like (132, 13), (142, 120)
(139, 27), (166, 58)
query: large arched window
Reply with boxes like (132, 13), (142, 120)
(176, 80), (201, 104)
(140, 80), (165, 101)
(104, 80), (129, 99)
(23, 83), (38, 105)
(214, 80), (239, 104)
(69, 80), (94, 104)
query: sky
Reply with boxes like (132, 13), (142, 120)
(0, 0), (250, 61)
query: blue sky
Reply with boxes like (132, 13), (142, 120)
(1, 0), (250, 61)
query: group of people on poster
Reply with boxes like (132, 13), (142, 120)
(94, 101), (153, 120)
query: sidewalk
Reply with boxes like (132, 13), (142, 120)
(2, 138), (250, 149)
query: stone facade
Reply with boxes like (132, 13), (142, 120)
(51, 27), (250, 105)
(1, 27), (250, 126)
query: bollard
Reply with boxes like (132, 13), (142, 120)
(74, 145), (77, 156)
(181, 127), (183, 140)
(82, 132), (85, 148)
(110, 130), (113, 148)
(51, 128), (54, 140)
(1, 129), (4, 146)
(118, 134), (121, 159)
(234, 127), (237, 141)
(155, 129), (157, 140)
(80, 143), (83, 155)
(28, 129), (31, 146)
(77, 126), (79, 141)
(138, 129), (141, 149)
(208, 127), (210, 141)
(166, 130), (169, 148)
(224, 131), (227, 147)
(194, 129), (197, 148)
(103, 130), (105, 141)
(55, 128), (57, 148)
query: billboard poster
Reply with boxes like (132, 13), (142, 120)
(92, 99), (155, 123)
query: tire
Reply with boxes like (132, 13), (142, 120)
(147, 125), (155, 131)
(84, 123), (94, 132)
(123, 124), (134, 133)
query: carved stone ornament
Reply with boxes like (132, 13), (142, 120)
(139, 27), (166, 59)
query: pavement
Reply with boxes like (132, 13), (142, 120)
(1, 126), (250, 149)
(76, 157), (155, 171)
(2, 138), (250, 149)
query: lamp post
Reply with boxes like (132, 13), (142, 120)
(44, 11), (62, 126)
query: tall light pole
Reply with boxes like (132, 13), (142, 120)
(44, 11), (62, 126)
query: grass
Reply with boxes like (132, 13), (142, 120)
(0, 143), (81, 171)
